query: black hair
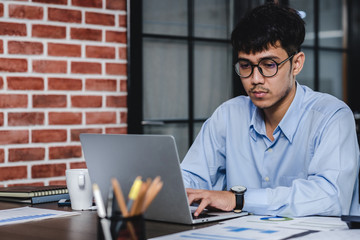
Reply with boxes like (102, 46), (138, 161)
(231, 3), (305, 56)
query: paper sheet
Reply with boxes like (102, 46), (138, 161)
(0, 206), (79, 226)
(293, 229), (360, 239)
(222, 215), (348, 231)
(150, 215), (349, 240)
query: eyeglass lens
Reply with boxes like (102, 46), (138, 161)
(235, 59), (278, 78)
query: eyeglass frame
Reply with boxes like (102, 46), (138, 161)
(234, 53), (296, 78)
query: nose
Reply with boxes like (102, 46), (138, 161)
(250, 66), (265, 85)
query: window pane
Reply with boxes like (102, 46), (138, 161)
(297, 48), (314, 89)
(143, 38), (188, 120)
(319, 51), (344, 99)
(143, 0), (187, 36)
(194, 0), (233, 39)
(194, 42), (232, 119)
(319, 0), (344, 48)
(289, 0), (314, 47)
(144, 123), (189, 161)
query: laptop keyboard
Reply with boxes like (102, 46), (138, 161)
(192, 212), (217, 219)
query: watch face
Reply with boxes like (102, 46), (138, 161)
(231, 185), (247, 193)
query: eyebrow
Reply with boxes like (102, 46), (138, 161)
(237, 55), (281, 63)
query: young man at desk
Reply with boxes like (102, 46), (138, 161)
(181, 3), (360, 217)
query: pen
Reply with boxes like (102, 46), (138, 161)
(107, 185), (114, 217)
(93, 183), (112, 240)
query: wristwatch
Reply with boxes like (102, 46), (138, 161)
(230, 185), (247, 213)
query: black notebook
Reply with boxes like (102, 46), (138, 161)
(0, 185), (69, 204)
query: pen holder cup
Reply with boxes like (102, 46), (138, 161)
(98, 214), (146, 240)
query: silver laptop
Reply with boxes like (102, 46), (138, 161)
(80, 134), (247, 224)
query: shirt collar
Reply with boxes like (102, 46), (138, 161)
(249, 82), (304, 143)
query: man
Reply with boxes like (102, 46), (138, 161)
(181, 3), (360, 217)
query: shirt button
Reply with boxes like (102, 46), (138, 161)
(267, 148), (273, 152)
(264, 177), (270, 182)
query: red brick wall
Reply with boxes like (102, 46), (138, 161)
(0, 0), (127, 187)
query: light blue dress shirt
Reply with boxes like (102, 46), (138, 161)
(181, 83), (360, 217)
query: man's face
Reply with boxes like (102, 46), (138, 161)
(238, 44), (301, 112)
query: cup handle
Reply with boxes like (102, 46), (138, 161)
(78, 174), (85, 188)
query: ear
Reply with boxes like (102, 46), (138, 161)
(292, 52), (305, 76)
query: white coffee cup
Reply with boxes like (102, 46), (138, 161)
(65, 168), (93, 210)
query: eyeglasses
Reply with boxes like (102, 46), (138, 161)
(234, 53), (295, 78)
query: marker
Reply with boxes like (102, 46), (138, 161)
(127, 176), (142, 212)
(93, 184), (112, 240)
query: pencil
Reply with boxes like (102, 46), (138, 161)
(143, 178), (163, 212)
(111, 178), (129, 217)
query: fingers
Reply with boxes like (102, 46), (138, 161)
(194, 199), (209, 217)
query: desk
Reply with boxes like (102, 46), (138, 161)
(0, 201), (214, 239)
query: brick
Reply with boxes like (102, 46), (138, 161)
(106, 63), (126, 75)
(8, 41), (43, 55)
(33, 0), (67, 4)
(72, 0), (102, 8)
(32, 163), (66, 178)
(33, 95), (66, 108)
(49, 180), (66, 185)
(120, 111), (127, 123)
(0, 149), (4, 163)
(106, 95), (127, 108)
(0, 4), (3, 17)
(71, 95), (102, 108)
(71, 28), (102, 41)
(9, 182), (45, 187)
(86, 112), (116, 124)
(0, 22), (26, 36)
(49, 112), (82, 125)
(48, 43), (81, 57)
(106, 0), (126, 10)
(119, 14), (126, 27)
(0, 166), (27, 181)
(7, 76), (44, 90)
(0, 77), (3, 89)
(49, 145), (82, 159)
(48, 8), (81, 23)
(0, 58), (27, 72)
(8, 112), (44, 126)
(85, 78), (116, 91)
(106, 30), (126, 43)
(0, 40), (3, 54)
(86, 46), (115, 59)
(9, 4), (44, 20)
(48, 78), (82, 91)
(106, 127), (127, 134)
(119, 47), (127, 59)
(70, 162), (87, 169)
(0, 112), (3, 126)
(32, 129), (67, 143)
(85, 12), (114, 26)
(0, 130), (29, 145)
(9, 148), (45, 162)
(120, 79), (127, 92)
(70, 128), (102, 141)
(33, 60), (67, 73)
(71, 61), (101, 74)
(32, 24), (66, 39)
(0, 94), (27, 108)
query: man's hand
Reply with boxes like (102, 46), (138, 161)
(186, 188), (236, 216)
